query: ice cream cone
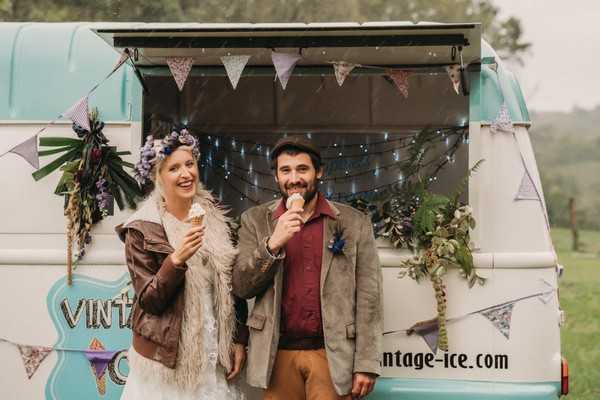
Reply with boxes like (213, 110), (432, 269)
(187, 202), (206, 225)
(286, 193), (305, 211)
(190, 215), (204, 226)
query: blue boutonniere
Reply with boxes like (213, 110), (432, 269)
(328, 226), (346, 255)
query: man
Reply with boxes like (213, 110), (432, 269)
(233, 135), (383, 399)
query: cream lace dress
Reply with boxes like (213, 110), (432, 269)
(121, 210), (245, 400)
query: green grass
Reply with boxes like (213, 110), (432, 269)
(552, 228), (600, 399)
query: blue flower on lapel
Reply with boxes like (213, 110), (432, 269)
(328, 228), (346, 255)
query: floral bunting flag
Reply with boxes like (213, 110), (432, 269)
(333, 62), (357, 86)
(8, 134), (39, 169)
(515, 172), (540, 201)
(490, 103), (514, 134)
(17, 344), (53, 379)
(167, 57), (194, 91)
(62, 96), (90, 132)
(271, 51), (302, 90)
(481, 303), (515, 339)
(445, 64), (461, 94)
(221, 55), (251, 89)
(388, 70), (411, 98)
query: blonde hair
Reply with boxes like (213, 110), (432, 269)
(150, 144), (197, 199)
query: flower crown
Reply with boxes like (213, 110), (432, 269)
(134, 129), (200, 186)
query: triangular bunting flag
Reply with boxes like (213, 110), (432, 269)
(446, 64), (461, 94)
(271, 51), (302, 90)
(537, 279), (556, 304)
(167, 57), (194, 91)
(221, 55), (251, 90)
(9, 134), (39, 169)
(111, 49), (130, 74)
(84, 350), (118, 379)
(62, 96), (90, 132)
(491, 103), (514, 134)
(17, 345), (52, 379)
(333, 62), (356, 86)
(481, 303), (515, 339)
(421, 330), (440, 354)
(515, 172), (540, 201)
(388, 70), (411, 98)
(407, 317), (439, 353)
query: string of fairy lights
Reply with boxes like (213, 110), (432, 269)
(196, 127), (468, 205)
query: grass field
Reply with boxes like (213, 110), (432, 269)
(552, 228), (600, 399)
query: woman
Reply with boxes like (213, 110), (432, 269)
(116, 129), (248, 399)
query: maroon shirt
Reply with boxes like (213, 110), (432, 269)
(272, 193), (336, 349)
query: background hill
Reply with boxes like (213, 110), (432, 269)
(530, 106), (600, 230)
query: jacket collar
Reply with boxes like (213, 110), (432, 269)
(115, 195), (168, 244)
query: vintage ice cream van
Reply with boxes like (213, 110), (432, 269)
(0, 22), (566, 399)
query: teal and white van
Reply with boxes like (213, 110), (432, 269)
(0, 22), (567, 399)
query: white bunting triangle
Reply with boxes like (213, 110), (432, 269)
(491, 103), (514, 134)
(167, 57), (194, 91)
(271, 51), (302, 90)
(17, 345), (53, 379)
(221, 55), (251, 90)
(515, 172), (540, 201)
(62, 96), (90, 132)
(8, 134), (39, 169)
(481, 303), (515, 339)
(333, 62), (357, 86)
(446, 64), (461, 95)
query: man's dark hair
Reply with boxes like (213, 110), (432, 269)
(270, 145), (322, 172)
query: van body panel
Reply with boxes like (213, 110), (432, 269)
(371, 378), (560, 399)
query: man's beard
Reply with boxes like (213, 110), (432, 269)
(280, 181), (319, 205)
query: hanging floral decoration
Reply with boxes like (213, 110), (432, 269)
(32, 109), (142, 285)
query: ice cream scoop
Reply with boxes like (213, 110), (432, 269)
(286, 193), (305, 211)
(187, 202), (206, 225)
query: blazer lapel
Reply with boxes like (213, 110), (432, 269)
(320, 215), (337, 290)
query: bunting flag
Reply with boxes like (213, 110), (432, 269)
(271, 51), (302, 90)
(167, 57), (194, 91)
(110, 49), (130, 74)
(538, 280), (555, 304)
(88, 338), (108, 395)
(333, 62), (357, 86)
(407, 317), (439, 353)
(388, 70), (411, 98)
(490, 103), (514, 134)
(84, 349), (118, 380)
(221, 55), (251, 90)
(62, 96), (90, 132)
(7, 134), (39, 169)
(481, 303), (515, 339)
(17, 345), (52, 379)
(515, 172), (541, 201)
(446, 64), (461, 94)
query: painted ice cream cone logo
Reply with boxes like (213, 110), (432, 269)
(187, 202), (206, 226)
(286, 193), (305, 211)
(88, 338), (107, 396)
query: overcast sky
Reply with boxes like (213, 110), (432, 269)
(493, 0), (600, 112)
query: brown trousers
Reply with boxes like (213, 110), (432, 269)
(264, 349), (351, 400)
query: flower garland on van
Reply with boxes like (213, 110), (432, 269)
(32, 109), (142, 285)
(350, 137), (485, 351)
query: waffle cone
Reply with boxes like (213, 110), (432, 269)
(190, 215), (204, 226)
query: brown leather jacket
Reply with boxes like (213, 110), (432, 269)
(116, 220), (248, 369)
